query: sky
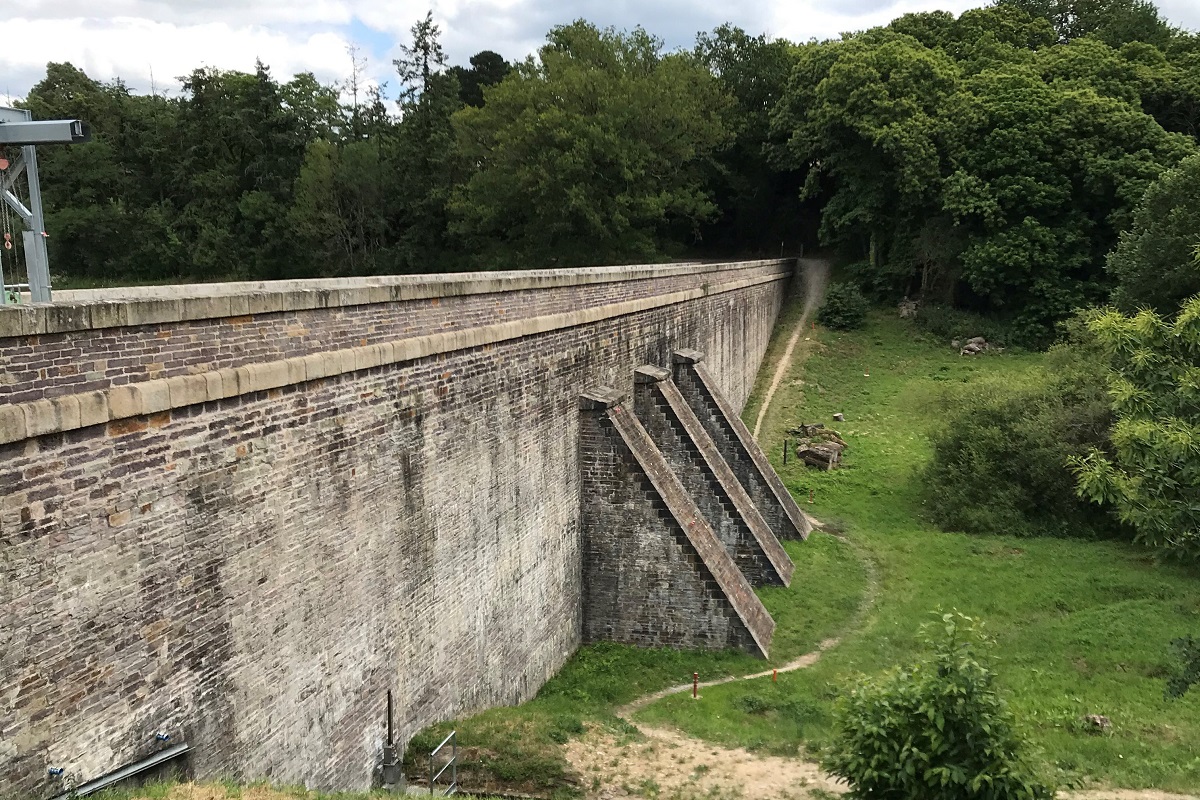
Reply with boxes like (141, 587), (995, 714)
(4, 0), (1200, 105)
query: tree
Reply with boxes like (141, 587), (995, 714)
(996, 0), (1175, 49)
(451, 21), (734, 268)
(769, 31), (960, 284)
(449, 51), (511, 107)
(1107, 154), (1200, 312)
(394, 11), (447, 106)
(771, 17), (1194, 338)
(1073, 280), (1200, 559)
(694, 25), (806, 254)
(823, 612), (1053, 800)
(385, 12), (462, 271)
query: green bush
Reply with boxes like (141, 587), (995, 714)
(818, 282), (870, 330)
(921, 323), (1120, 538)
(914, 303), (1017, 347)
(822, 612), (1053, 800)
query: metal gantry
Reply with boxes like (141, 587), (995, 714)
(0, 106), (90, 304)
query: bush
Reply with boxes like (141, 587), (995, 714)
(914, 303), (1017, 347)
(921, 321), (1120, 538)
(1108, 153), (1200, 314)
(818, 282), (870, 330)
(822, 612), (1053, 800)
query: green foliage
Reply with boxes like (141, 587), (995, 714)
(1073, 292), (1200, 559)
(1108, 153), (1200, 313)
(1166, 636), (1200, 699)
(450, 21), (733, 268)
(822, 612), (1053, 800)
(913, 304), (1018, 347)
(769, 4), (1197, 335)
(922, 321), (1118, 538)
(818, 283), (869, 330)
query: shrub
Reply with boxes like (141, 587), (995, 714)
(921, 321), (1120, 538)
(822, 612), (1053, 800)
(818, 282), (870, 330)
(914, 303), (1018, 348)
(1108, 153), (1200, 314)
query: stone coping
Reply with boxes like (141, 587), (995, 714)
(0, 269), (788, 446)
(0, 259), (793, 338)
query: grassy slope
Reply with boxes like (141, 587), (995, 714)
(637, 311), (1200, 792)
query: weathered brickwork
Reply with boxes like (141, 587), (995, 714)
(631, 368), (792, 587)
(672, 351), (810, 541)
(0, 262), (787, 404)
(0, 261), (788, 798)
(578, 391), (773, 657)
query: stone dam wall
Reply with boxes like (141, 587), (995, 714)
(0, 259), (796, 796)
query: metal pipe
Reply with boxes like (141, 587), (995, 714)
(47, 743), (190, 800)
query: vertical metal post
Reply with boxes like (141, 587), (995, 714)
(23, 143), (50, 303)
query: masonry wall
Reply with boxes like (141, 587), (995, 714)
(578, 396), (768, 655)
(0, 260), (791, 797)
(631, 373), (787, 587)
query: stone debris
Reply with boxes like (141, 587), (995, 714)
(1083, 714), (1113, 734)
(788, 423), (847, 470)
(898, 298), (919, 319)
(960, 336), (990, 356)
(833, 412), (845, 422)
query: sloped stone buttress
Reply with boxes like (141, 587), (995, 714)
(579, 387), (774, 659)
(672, 350), (811, 541)
(631, 366), (794, 587)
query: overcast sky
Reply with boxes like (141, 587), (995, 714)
(5, 0), (1200, 104)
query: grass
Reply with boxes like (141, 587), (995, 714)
(74, 779), (481, 800)
(636, 310), (1200, 793)
(405, 533), (866, 796)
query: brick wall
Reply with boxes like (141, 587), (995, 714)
(0, 261), (790, 797)
(631, 368), (792, 587)
(578, 392), (773, 657)
(672, 351), (810, 542)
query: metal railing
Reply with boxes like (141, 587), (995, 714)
(429, 731), (458, 796)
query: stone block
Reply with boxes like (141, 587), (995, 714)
(167, 374), (209, 409)
(132, 381), (172, 415)
(77, 391), (110, 429)
(22, 399), (60, 438)
(0, 404), (27, 443)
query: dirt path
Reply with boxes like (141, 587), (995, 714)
(567, 639), (847, 800)
(750, 259), (829, 440)
(565, 526), (872, 800)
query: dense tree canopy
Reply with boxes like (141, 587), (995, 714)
(8, 0), (1199, 326)
(450, 22), (732, 268)
(769, 7), (1196, 339)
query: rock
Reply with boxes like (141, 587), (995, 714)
(898, 298), (919, 319)
(967, 336), (988, 347)
(1083, 714), (1112, 734)
(951, 339), (960, 349)
(960, 343), (982, 356)
(789, 423), (848, 470)
(833, 413), (844, 422)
